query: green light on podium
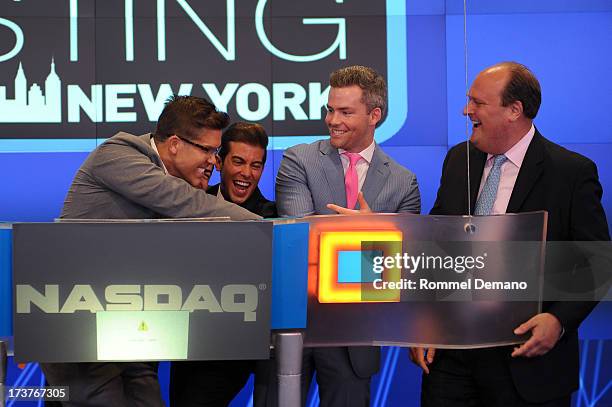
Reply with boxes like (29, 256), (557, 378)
(96, 311), (189, 360)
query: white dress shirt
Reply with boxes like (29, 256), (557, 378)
(150, 136), (168, 174)
(477, 125), (535, 214)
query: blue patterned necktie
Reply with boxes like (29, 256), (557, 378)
(474, 154), (508, 215)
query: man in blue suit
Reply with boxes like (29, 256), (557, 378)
(275, 65), (421, 406)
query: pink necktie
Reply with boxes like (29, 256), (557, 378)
(343, 152), (362, 209)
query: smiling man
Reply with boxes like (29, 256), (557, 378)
(208, 122), (277, 218)
(275, 65), (420, 406)
(411, 62), (610, 407)
(45, 95), (258, 407)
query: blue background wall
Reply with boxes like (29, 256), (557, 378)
(1, 0), (610, 405)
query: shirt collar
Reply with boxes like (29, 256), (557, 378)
(150, 135), (168, 174)
(338, 139), (376, 164)
(487, 124), (535, 168)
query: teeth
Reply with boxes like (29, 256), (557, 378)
(234, 180), (250, 188)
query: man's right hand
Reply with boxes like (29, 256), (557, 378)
(409, 347), (436, 374)
(327, 192), (372, 214)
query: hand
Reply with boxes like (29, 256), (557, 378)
(409, 347), (436, 374)
(326, 192), (372, 214)
(511, 313), (562, 358)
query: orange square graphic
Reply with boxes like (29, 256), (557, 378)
(318, 230), (403, 303)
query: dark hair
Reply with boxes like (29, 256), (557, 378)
(497, 62), (542, 119)
(154, 95), (229, 142)
(219, 122), (269, 163)
(329, 65), (387, 123)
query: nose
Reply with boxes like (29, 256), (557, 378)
(463, 101), (474, 116)
(206, 153), (217, 166)
(238, 165), (251, 179)
(326, 110), (339, 126)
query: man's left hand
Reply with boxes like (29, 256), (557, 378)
(511, 313), (562, 358)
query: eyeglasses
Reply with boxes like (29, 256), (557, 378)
(177, 136), (221, 156)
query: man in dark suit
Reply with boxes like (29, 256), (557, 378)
(170, 122), (276, 406)
(276, 65), (420, 406)
(411, 62), (610, 406)
(44, 96), (259, 407)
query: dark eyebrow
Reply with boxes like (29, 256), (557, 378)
(327, 104), (352, 111)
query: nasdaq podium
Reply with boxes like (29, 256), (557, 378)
(2, 213), (553, 406)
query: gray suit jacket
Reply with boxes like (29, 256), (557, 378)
(275, 139), (421, 378)
(61, 132), (259, 220)
(276, 139), (420, 216)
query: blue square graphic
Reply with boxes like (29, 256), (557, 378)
(337, 250), (382, 284)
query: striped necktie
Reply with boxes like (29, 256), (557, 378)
(474, 154), (508, 215)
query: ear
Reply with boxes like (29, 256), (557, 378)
(369, 107), (382, 126)
(508, 101), (523, 121)
(214, 155), (222, 171)
(168, 135), (181, 155)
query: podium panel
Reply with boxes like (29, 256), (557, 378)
(12, 221), (273, 363)
(301, 212), (547, 348)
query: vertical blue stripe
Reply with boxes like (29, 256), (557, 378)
(70, 0), (78, 61)
(307, 380), (320, 407)
(157, 0), (166, 61)
(0, 226), (12, 336)
(373, 347), (391, 406)
(271, 223), (309, 329)
(125, 0), (134, 61)
(380, 347), (400, 406)
(591, 340), (603, 403)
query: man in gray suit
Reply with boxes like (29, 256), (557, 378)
(43, 96), (259, 407)
(276, 66), (420, 406)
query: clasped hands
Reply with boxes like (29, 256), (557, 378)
(409, 313), (563, 373)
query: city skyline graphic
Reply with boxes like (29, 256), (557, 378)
(0, 59), (61, 123)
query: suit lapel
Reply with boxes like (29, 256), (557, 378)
(468, 143), (487, 213)
(319, 141), (347, 207)
(361, 145), (390, 209)
(506, 130), (545, 213)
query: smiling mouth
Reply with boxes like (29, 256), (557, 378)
(330, 128), (347, 136)
(197, 167), (213, 180)
(472, 119), (482, 128)
(233, 180), (251, 192)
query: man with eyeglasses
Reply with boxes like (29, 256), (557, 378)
(43, 95), (259, 407)
(170, 122), (277, 407)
